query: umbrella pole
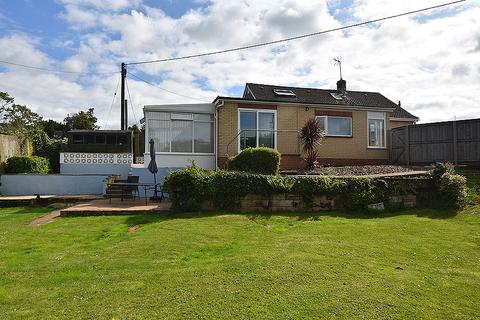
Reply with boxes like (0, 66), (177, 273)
(153, 172), (158, 197)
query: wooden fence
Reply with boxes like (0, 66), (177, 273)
(390, 118), (480, 165)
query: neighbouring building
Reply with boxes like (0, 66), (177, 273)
(143, 79), (419, 170)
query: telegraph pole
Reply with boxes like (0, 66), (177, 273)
(120, 62), (127, 130)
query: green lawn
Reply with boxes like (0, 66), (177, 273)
(1, 206), (479, 319)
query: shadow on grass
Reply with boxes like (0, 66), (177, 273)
(123, 206), (463, 228)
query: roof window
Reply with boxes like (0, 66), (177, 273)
(273, 89), (296, 97)
(330, 92), (343, 100)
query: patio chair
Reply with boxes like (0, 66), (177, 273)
(125, 175), (140, 200)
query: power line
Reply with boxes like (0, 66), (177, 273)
(0, 59), (118, 75)
(126, 0), (465, 66)
(128, 72), (210, 103)
(125, 78), (138, 125)
(105, 75), (121, 129)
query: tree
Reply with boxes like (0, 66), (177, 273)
(0, 92), (44, 142)
(299, 117), (324, 170)
(64, 107), (99, 131)
(42, 119), (68, 139)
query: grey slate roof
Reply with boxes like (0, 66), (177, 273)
(392, 105), (419, 120)
(244, 82), (399, 110)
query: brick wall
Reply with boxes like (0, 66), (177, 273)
(217, 102), (392, 167)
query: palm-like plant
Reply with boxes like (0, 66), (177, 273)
(299, 117), (324, 170)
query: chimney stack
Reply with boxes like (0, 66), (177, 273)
(398, 100), (401, 107)
(336, 78), (346, 95)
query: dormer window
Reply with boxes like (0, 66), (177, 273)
(273, 89), (296, 97)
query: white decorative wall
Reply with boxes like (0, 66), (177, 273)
(60, 152), (133, 164)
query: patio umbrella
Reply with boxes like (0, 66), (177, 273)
(147, 139), (159, 199)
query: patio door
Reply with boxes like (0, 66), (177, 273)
(239, 109), (276, 151)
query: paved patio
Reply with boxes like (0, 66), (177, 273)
(60, 198), (171, 216)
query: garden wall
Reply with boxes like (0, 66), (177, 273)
(201, 192), (418, 212)
(0, 174), (112, 196)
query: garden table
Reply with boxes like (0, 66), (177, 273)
(107, 182), (164, 205)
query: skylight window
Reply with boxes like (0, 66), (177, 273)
(330, 92), (343, 100)
(273, 89), (296, 97)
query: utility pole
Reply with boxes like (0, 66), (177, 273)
(120, 62), (127, 130)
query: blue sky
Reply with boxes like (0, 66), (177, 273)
(0, 0), (478, 128)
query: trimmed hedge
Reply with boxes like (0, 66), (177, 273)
(164, 165), (467, 212)
(5, 156), (50, 174)
(227, 147), (280, 175)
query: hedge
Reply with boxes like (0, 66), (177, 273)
(227, 147), (280, 175)
(5, 156), (50, 174)
(164, 165), (466, 212)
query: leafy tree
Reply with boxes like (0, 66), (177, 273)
(0, 93), (44, 142)
(42, 119), (68, 139)
(64, 108), (99, 131)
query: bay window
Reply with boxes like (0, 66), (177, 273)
(368, 112), (386, 148)
(316, 116), (352, 137)
(147, 112), (214, 153)
(239, 109), (276, 151)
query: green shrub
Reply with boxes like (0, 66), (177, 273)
(227, 147), (280, 175)
(163, 164), (213, 211)
(439, 173), (467, 207)
(5, 156), (50, 174)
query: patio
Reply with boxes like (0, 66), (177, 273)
(60, 198), (171, 216)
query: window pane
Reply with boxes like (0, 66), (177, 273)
(147, 111), (170, 120)
(194, 114), (213, 122)
(171, 113), (193, 120)
(148, 120), (170, 152)
(316, 117), (326, 132)
(194, 122), (214, 153)
(72, 135), (83, 144)
(95, 135), (105, 144)
(106, 135), (116, 144)
(368, 119), (385, 147)
(258, 112), (275, 148)
(118, 135), (128, 145)
(171, 120), (193, 152)
(328, 117), (352, 136)
(239, 111), (257, 150)
(84, 135), (94, 144)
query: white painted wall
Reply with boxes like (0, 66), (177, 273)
(0, 174), (111, 196)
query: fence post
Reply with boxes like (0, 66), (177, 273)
(453, 120), (458, 164)
(405, 126), (410, 166)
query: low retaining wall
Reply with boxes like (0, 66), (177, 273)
(0, 174), (112, 196)
(201, 193), (418, 212)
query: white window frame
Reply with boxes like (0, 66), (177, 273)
(237, 108), (277, 153)
(367, 111), (387, 149)
(315, 115), (353, 137)
(146, 111), (215, 155)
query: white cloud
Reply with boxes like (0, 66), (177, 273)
(1, 0), (479, 128)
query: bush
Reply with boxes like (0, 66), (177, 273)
(5, 156), (50, 174)
(227, 147), (280, 175)
(439, 173), (467, 207)
(163, 163), (213, 211)
(165, 166), (397, 211)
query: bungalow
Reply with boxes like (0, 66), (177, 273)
(143, 79), (418, 170)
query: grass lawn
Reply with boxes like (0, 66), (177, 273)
(0, 206), (479, 319)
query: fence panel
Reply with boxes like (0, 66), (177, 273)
(391, 118), (480, 165)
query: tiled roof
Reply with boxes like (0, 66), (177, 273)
(392, 105), (419, 120)
(244, 82), (399, 109)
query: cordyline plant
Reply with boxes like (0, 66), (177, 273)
(299, 117), (324, 170)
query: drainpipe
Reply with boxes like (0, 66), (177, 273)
(214, 100), (224, 170)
